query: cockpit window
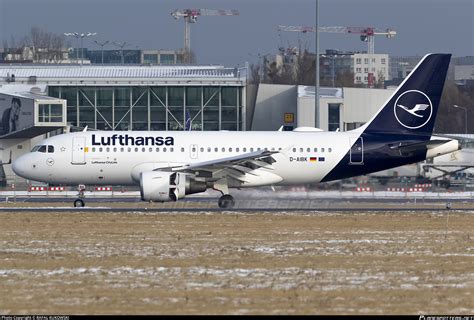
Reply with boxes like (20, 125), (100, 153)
(37, 145), (47, 153)
(31, 146), (40, 152)
(48, 145), (54, 153)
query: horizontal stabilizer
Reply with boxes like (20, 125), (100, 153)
(390, 139), (452, 152)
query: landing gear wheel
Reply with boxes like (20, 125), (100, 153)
(74, 199), (85, 207)
(218, 194), (235, 209)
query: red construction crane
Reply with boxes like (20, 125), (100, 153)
(277, 25), (396, 87)
(277, 25), (396, 55)
(171, 9), (239, 63)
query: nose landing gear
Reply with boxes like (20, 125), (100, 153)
(74, 198), (85, 207)
(74, 184), (86, 207)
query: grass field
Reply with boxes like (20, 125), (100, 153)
(0, 209), (473, 314)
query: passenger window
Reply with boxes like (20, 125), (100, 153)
(134, 147), (138, 152)
(306, 148), (310, 152)
(328, 148), (332, 153)
(214, 147), (218, 152)
(106, 147), (110, 152)
(149, 147), (153, 152)
(113, 147), (117, 152)
(170, 147), (174, 152)
(127, 147), (131, 152)
(321, 148), (325, 153)
(92, 147), (96, 152)
(142, 147), (146, 152)
(207, 147), (211, 152)
(299, 148), (303, 153)
(120, 148), (124, 152)
(181, 147), (185, 152)
(243, 147), (247, 152)
(38, 145), (46, 153)
(292, 148), (296, 152)
(229, 147), (232, 152)
(222, 147), (225, 152)
(99, 147), (103, 152)
(314, 148), (318, 152)
(200, 147), (204, 152)
(163, 147), (167, 152)
(236, 147), (240, 152)
(250, 147), (254, 152)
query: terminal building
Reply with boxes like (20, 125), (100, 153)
(0, 63), (395, 186)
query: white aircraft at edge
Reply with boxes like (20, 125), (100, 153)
(12, 54), (460, 208)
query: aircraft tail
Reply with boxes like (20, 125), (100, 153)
(361, 53), (451, 136)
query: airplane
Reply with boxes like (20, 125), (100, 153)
(12, 53), (460, 208)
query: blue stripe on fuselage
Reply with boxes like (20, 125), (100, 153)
(321, 133), (429, 182)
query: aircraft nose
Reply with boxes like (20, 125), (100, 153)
(12, 154), (29, 178)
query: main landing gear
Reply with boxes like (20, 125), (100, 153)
(214, 178), (235, 209)
(218, 194), (235, 209)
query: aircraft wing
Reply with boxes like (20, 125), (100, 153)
(154, 149), (279, 181)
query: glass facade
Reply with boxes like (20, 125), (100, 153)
(38, 104), (63, 123)
(48, 86), (244, 131)
(143, 54), (158, 64)
(160, 54), (175, 64)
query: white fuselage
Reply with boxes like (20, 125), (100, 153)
(13, 130), (364, 187)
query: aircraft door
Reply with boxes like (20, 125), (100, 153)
(190, 144), (198, 159)
(349, 137), (364, 165)
(72, 137), (86, 164)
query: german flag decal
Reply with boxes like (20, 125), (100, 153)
(309, 157), (317, 162)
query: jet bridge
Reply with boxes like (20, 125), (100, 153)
(0, 91), (67, 186)
(0, 92), (67, 139)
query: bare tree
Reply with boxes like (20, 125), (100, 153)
(29, 27), (65, 62)
(335, 70), (357, 88)
(296, 50), (316, 86)
(375, 69), (385, 88)
(248, 63), (261, 85)
(181, 49), (196, 64)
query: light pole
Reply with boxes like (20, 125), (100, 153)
(113, 41), (129, 64)
(64, 32), (97, 65)
(453, 104), (468, 134)
(94, 40), (109, 64)
(315, 0), (320, 128)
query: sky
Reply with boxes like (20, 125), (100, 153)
(0, 0), (472, 66)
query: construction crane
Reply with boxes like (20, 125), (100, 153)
(171, 9), (239, 63)
(277, 25), (396, 87)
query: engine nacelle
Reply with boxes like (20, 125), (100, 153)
(140, 171), (207, 202)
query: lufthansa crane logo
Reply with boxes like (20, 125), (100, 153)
(394, 90), (433, 129)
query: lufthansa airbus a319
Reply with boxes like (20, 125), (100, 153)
(12, 54), (460, 208)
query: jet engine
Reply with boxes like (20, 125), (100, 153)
(140, 171), (207, 202)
